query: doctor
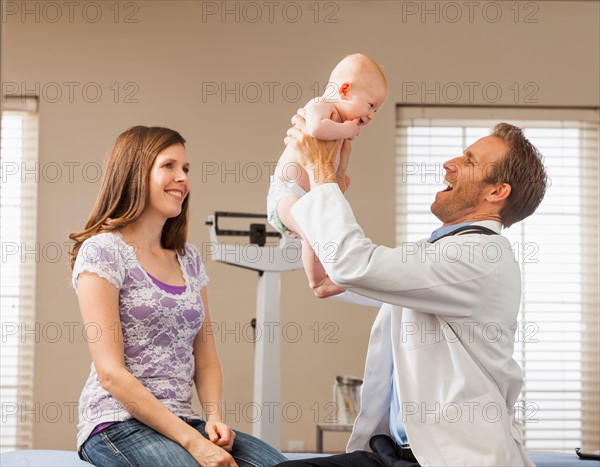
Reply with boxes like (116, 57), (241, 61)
(277, 120), (548, 467)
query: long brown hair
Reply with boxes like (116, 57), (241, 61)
(69, 126), (188, 269)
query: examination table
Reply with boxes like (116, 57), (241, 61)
(1, 449), (598, 466)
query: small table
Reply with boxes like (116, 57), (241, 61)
(316, 423), (354, 453)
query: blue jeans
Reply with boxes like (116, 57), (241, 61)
(79, 418), (288, 466)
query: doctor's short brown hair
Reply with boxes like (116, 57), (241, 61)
(484, 123), (548, 228)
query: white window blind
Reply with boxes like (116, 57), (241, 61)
(396, 106), (599, 452)
(1, 97), (39, 452)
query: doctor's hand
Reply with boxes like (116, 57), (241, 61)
(338, 139), (352, 193)
(285, 109), (352, 193)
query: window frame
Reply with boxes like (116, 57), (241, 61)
(1, 96), (40, 452)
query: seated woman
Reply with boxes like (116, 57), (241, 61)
(69, 126), (287, 467)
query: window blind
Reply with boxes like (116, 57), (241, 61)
(396, 106), (599, 452)
(1, 97), (39, 451)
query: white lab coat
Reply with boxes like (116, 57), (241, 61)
(291, 184), (534, 467)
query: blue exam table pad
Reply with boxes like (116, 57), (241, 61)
(1, 450), (599, 466)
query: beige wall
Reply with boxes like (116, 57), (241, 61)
(2, 0), (598, 453)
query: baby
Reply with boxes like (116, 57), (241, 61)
(268, 53), (388, 297)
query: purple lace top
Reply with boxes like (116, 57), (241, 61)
(72, 232), (208, 449)
(147, 271), (187, 295)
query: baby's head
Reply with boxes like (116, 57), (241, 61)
(328, 53), (388, 127)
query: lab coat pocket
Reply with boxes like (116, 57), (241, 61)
(400, 314), (443, 351)
(425, 393), (510, 466)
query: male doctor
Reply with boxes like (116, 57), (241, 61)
(277, 121), (548, 467)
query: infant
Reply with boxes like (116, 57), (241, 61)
(267, 53), (387, 297)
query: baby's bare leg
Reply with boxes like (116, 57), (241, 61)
(277, 195), (344, 298)
(301, 239), (345, 298)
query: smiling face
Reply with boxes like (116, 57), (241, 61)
(338, 77), (387, 126)
(146, 143), (190, 220)
(431, 135), (511, 225)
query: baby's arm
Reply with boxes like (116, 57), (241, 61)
(304, 99), (360, 141)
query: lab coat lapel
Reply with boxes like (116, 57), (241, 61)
(347, 304), (394, 452)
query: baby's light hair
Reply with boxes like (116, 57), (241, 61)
(329, 53), (387, 88)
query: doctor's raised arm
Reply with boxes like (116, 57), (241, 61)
(284, 115), (545, 317)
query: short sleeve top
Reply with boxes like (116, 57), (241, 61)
(72, 232), (208, 449)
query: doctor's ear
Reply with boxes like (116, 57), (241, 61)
(339, 82), (351, 100)
(487, 182), (512, 203)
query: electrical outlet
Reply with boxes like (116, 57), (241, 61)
(287, 440), (305, 452)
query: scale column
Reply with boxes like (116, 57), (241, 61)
(252, 270), (282, 449)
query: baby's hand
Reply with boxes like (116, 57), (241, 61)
(343, 119), (361, 141)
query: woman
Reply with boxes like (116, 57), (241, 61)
(69, 126), (287, 467)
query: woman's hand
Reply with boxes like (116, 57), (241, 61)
(285, 109), (352, 193)
(186, 436), (238, 467)
(205, 419), (236, 451)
